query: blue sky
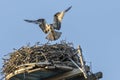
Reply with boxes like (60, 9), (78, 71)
(0, 0), (120, 80)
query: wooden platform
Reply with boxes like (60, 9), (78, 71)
(5, 62), (79, 80)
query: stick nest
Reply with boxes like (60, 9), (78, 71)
(2, 41), (80, 76)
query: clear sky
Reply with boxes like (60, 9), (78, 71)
(0, 0), (120, 80)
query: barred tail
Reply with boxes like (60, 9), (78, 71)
(46, 31), (62, 41)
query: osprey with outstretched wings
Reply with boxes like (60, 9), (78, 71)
(24, 6), (72, 41)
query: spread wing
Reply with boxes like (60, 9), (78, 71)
(53, 15), (61, 30)
(24, 19), (40, 24)
(38, 19), (50, 34)
(64, 6), (72, 13)
(53, 6), (72, 30)
(24, 19), (50, 34)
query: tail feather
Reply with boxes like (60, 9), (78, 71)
(46, 31), (62, 41)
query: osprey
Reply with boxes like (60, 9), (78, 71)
(24, 6), (72, 41)
(24, 19), (62, 41)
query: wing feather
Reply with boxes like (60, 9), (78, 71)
(38, 19), (50, 34)
(24, 19), (39, 24)
(53, 6), (72, 30)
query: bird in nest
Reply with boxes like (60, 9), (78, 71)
(24, 6), (72, 41)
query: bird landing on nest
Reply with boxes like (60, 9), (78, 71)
(24, 6), (72, 41)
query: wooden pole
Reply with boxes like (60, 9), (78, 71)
(77, 45), (87, 79)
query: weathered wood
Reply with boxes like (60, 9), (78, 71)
(77, 45), (87, 79)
